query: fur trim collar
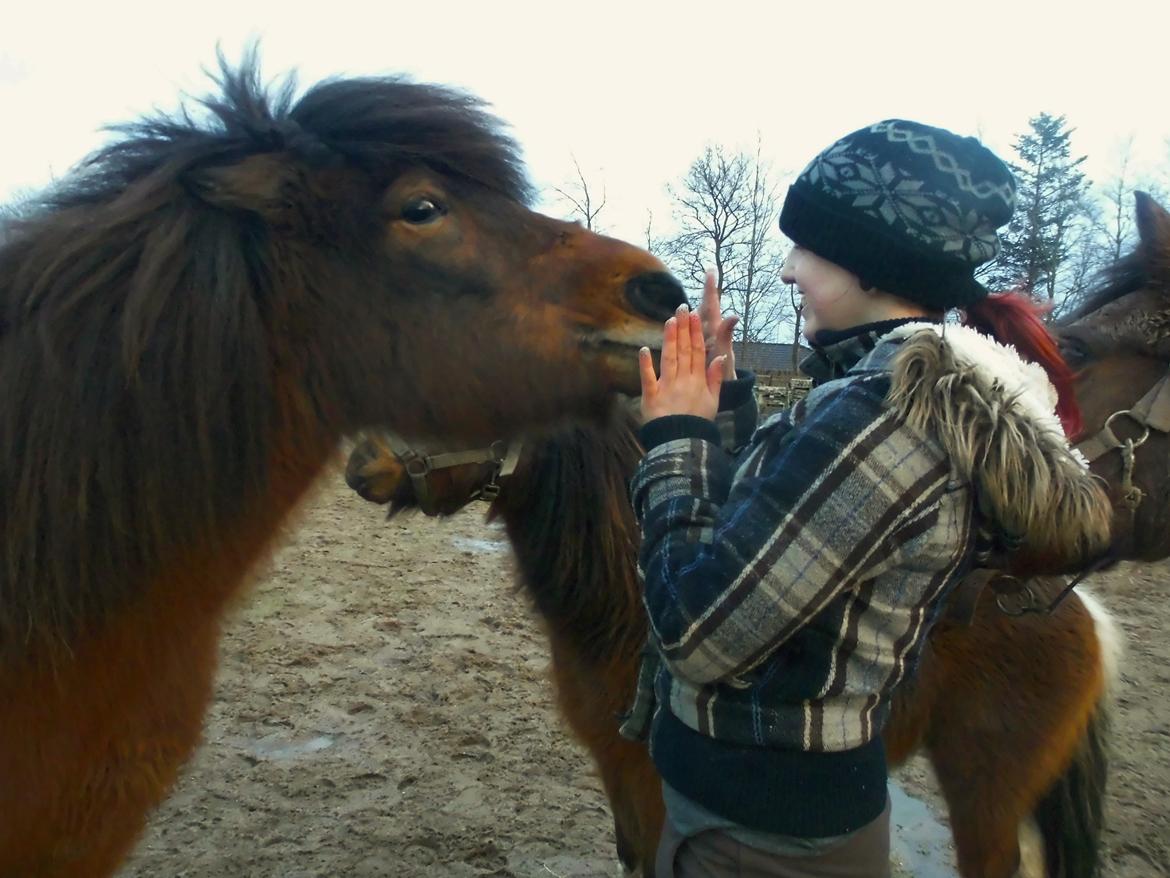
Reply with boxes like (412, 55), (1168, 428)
(883, 323), (1112, 574)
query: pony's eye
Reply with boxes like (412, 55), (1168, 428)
(401, 197), (444, 224)
(1058, 336), (1091, 367)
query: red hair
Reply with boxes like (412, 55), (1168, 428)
(962, 292), (1082, 439)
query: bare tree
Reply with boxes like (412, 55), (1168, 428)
(739, 140), (790, 349)
(644, 208), (663, 257)
(552, 155), (607, 231)
(1055, 215), (1108, 318)
(660, 140), (792, 363)
(1096, 139), (1138, 262)
(1059, 140), (1160, 316)
(789, 284), (804, 371)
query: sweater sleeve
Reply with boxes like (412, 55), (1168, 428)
(715, 370), (758, 455)
(630, 376), (950, 685)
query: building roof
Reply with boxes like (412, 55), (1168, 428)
(736, 341), (812, 374)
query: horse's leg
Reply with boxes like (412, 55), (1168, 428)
(883, 677), (930, 770)
(909, 638), (1029, 877)
(0, 582), (221, 878)
(921, 586), (1109, 878)
(930, 762), (1028, 878)
(604, 741), (666, 877)
(548, 645), (664, 876)
(613, 814), (638, 874)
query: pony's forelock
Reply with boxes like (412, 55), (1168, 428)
(36, 48), (533, 217)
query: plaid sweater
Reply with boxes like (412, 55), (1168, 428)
(626, 324), (977, 837)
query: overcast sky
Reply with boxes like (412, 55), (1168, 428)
(5, 0), (1169, 249)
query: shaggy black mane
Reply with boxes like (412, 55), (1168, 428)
(41, 49), (532, 214)
(493, 408), (648, 665)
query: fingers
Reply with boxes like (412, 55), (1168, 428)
(700, 270), (720, 322)
(719, 315), (739, 378)
(719, 315), (739, 349)
(641, 299), (723, 423)
(699, 271), (721, 350)
(638, 346), (658, 407)
(707, 355), (728, 397)
(688, 311), (704, 376)
(673, 304), (687, 376)
(660, 315), (678, 381)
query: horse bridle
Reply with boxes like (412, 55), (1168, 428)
(985, 362), (1170, 618)
(1073, 362), (1170, 508)
(380, 434), (522, 516)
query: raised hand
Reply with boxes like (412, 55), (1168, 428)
(699, 270), (738, 380)
(638, 304), (727, 423)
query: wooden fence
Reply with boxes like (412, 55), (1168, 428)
(754, 374), (812, 414)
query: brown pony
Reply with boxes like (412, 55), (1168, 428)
(345, 195), (1170, 878)
(1056, 191), (1170, 563)
(0, 54), (685, 877)
(347, 412), (1119, 878)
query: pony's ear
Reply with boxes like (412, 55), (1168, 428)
(1134, 191), (1170, 283)
(187, 154), (303, 224)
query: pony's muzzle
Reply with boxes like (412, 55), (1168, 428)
(625, 272), (686, 323)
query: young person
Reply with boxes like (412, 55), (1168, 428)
(624, 119), (1113, 876)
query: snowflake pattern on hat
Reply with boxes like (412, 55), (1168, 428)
(780, 119), (1017, 309)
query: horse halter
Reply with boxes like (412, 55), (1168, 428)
(946, 364), (1170, 623)
(1074, 362), (1170, 513)
(380, 434), (522, 516)
(986, 363), (1170, 618)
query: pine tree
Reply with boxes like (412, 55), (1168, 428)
(985, 114), (1089, 304)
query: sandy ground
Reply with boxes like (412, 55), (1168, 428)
(119, 466), (1169, 878)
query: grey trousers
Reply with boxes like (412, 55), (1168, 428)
(655, 797), (892, 878)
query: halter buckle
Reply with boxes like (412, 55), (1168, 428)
(1103, 410), (1150, 449)
(404, 455), (431, 477)
(488, 439), (509, 463)
(995, 582), (1038, 617)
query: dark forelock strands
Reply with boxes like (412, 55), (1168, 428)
(289, 75), (534, 204)
(0, 52), (533, 660)
(32, 49), (533, 214)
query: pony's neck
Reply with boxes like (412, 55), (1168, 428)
(493, 418), (646, 666)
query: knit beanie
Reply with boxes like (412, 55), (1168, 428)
(779, 120), (1016, 310)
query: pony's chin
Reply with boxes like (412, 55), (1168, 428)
(585, 344), (651, 397)
(579, 330), (663, 397)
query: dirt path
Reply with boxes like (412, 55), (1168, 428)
(120, 470), (1169, 877)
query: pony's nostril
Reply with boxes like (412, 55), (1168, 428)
(626, 272), (687, 322)
(344, 450), (373, 493)
(344, 468), (368, 493)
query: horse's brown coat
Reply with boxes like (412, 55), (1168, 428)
(0, 56), (680, 876)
